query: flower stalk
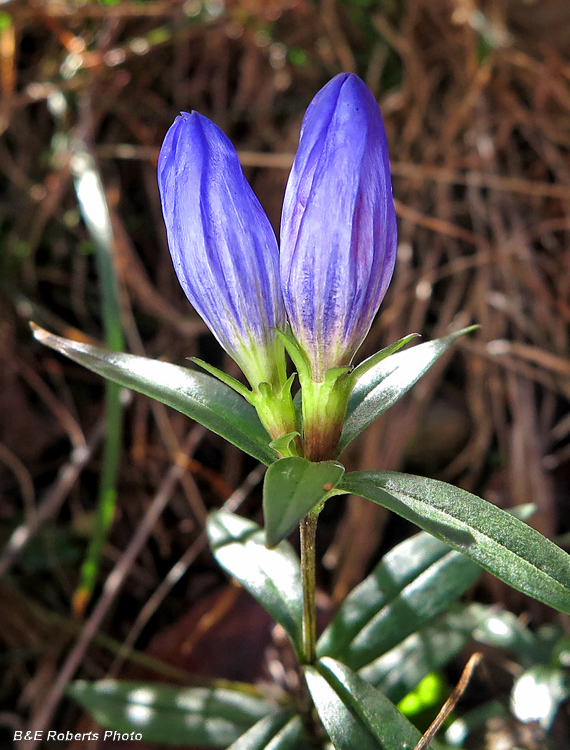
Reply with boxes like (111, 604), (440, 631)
(300, 510), (319, 664)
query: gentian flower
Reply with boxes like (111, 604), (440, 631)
(158, 111), (287, 392)
(158, 111), (298, 451)
(280, 72), (397, 383)
(157, 73), (397, 460)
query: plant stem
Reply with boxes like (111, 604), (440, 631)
(300, 510), (318, 663)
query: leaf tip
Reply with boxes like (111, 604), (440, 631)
(29, 320), (45, 340)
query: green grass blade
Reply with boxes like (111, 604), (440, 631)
(71, 147), (125, 615)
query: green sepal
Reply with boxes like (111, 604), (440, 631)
(263, 457), (345, 548)
(250, 378), (299, 456)
(279, 372), (297, 400)
(191, 357), (252, 400)
(299, 365), (353, 460)
(274, 328), (311, 382)
(324, 365), (352, 384)
(269, 432), (301, 456)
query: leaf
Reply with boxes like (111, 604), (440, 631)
(263, 457), (345, 548)
(361, 601), (540, 703)
(511, 666), (569, 728)
(359, 615), (469, 704)
(68, 680), (275, 747)
(304, 657), (424, 750)
(459, 602), (538, 660)
(207, 511), (303, 657)
(397, 673), (446, 719)
(348, 334), (419, 383)
(339, 327), (475, 453)
(341, 471), (570, 614)
(317, 531), (480, 670)
(444, 701), (508, 747)
(32, 325), (275, 465)
(228, 712), (312, 750)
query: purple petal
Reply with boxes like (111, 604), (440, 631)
(158, 112), (285, 367)
(280, 73), (397, 380)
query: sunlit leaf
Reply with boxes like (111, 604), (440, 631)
(68, 680), (275, 747)
(339, 328), (475, 453)
(398, 673), (446, 718)
(228, 712), (312, 750)
(263, 457), (345, 548)
(511, 666), (568, 729)
(317, 532), (480, 669)
(32, 325), (275, 465)
(341, 471), (570, 614)
(305, 657), (424, 750)
(359, 615), (468, 703)
(207, 511), (303, 657)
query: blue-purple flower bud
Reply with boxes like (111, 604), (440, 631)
(280, 72), (397, 382)
(158, 111), (286, 390)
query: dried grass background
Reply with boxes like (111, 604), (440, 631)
(1, 0), (570, 747)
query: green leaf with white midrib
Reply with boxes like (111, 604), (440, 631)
(341, 470), (570, 614)
(207, 511), (303, 658)
(32, 325), (275, 465)
(317, 531), (480, 670)
(339, 327), (475, 454)
(305, 658), (426, 750)
(68, 680), (275, 747)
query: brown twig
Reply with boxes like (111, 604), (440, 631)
(413, 653), (483, 750)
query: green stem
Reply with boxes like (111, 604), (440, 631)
(300, 510), (318, 664)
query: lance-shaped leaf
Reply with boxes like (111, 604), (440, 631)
(207, 511), (303, 657)
(32, 325), (276, 465)
(228, 712), (312, 750)
(338, 327), (475, 453)
(317, 531), (480, 669)
(304, 658), (425, 750)
(263, 457), (345, 548)
(68, 680), (275, 747)
(359, 614), (469, 703)
(341, 471), (570, 614)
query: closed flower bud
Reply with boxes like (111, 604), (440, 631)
(158, 111), (286, 390)
(280, 72), (397, 382)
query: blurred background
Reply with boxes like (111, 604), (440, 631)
(1, 0), (570, 747)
